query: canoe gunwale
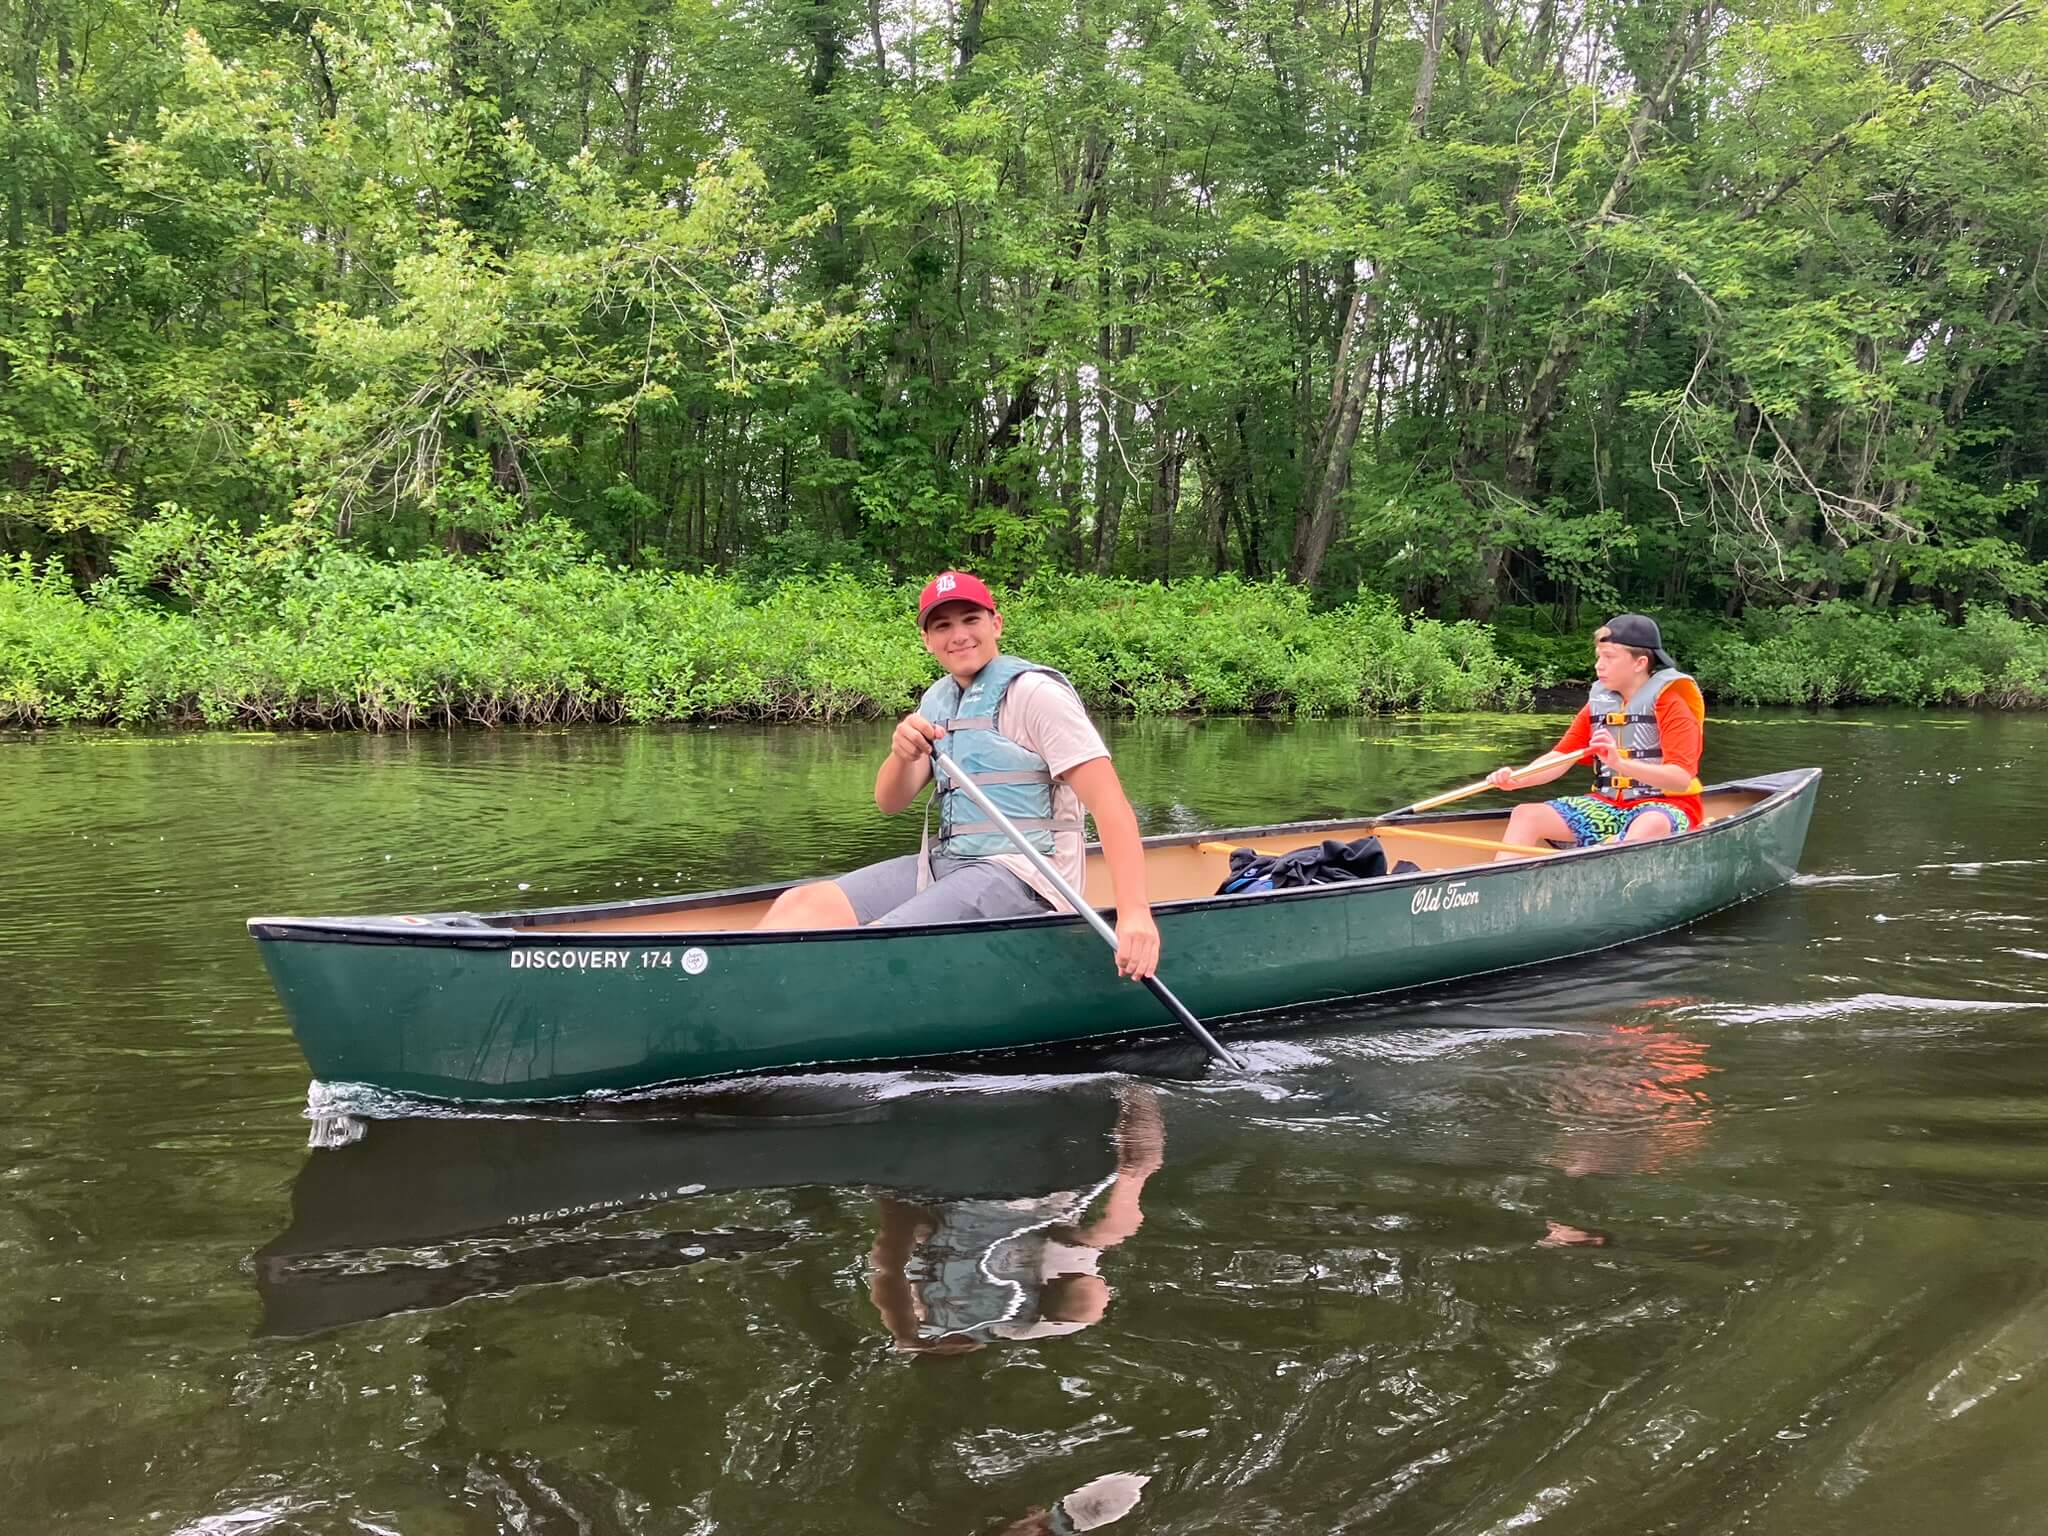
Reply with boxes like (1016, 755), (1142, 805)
(247, 768), (1821, 950)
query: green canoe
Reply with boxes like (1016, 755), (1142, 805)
(248, 769), (1819, 1104)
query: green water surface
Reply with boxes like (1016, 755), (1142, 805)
(3, 713), (2044, 1534)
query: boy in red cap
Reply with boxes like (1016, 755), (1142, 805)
(1485, 613), (1707, 850)
(758, 572), (1161, 980)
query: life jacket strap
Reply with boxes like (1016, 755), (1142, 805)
(1594, 747), (1663, 796)
(943, 815), (1084, 838)
(939, 770), (1047, 791)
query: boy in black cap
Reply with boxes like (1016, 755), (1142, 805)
(1486, 614), (1707, 849)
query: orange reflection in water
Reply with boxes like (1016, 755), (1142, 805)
(1542, 1014), (1719, 1179)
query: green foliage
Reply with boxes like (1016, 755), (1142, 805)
(1010, 578), (1529, 716)
(9, 526), (2044, 726)
(1693, 603), (2048, 708)
(1489, 608), (1594, 689)
(0, 542), (1532, 727)
(1, 0), (2042, 625)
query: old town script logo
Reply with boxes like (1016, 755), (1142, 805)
(1411, 880), (1480, 916)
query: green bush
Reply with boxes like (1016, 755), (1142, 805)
(1691, 602), (2048, 708)
(0, 542), (1533, 728)
(1489, 608), (1592, 687)
(8, 534), (2042, 728)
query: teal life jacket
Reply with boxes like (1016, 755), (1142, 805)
(1585, 668), (1704, 801)
(919, 653), (1086, 858)
(901, 1172), (1118, 1342)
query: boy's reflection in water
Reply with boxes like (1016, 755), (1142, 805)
(867, 1084), (1164, 1352)
(1539, 1010), (1718, 1247)
(994, 1471), (1152, 1534)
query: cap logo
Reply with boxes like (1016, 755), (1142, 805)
(936, 573), (957, 595)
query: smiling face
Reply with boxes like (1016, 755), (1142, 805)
(1593, 639), (1653, 698)
(921, 601), (1003, 681)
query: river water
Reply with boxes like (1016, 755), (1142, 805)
(3, 712), (2044, 1534)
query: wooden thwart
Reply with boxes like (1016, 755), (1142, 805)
(1199, 823), (1559, 862)
(1375, 825), (1559, 859)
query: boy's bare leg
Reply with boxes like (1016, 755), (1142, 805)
(1500, 802), (1574, 860)
(757, 880), (858, 929)
(1621, 813), (1679, 845)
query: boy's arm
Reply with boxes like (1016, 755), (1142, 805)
(1488, 709), (1589, 788)
(1606, 757), (1697, 793)
(875, 712), (940, 813)
(1061, 755), (1159, 981)
(1496, 757), (1577, 789)
(1070, 1085), (1165, 1249)
(867, 1196), (934, 1347)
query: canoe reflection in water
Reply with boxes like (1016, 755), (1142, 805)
(867, 1085), (1163, 1352)
(253, 1081), (1129, 1337)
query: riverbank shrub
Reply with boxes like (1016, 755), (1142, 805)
(1691, 603), (2048, 708)
(1008, 577), (1527, 715)
(0, 543), (1532, 728)
(1488, 609), (1593, 688)
(1468, 601), (2048, 710)
(8, 536), (2043, 727)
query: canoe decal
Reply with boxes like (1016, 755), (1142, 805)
(509, 1183), (708, 1227)
(504, 946), (714, 974)
(1411, 880), (1480, 915)
(509, 949), (636, 970)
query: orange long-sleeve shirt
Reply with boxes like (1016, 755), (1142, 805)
(1552, 693), (1704, 825)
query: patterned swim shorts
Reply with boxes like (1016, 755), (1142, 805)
(1548, 796), (1697, 848)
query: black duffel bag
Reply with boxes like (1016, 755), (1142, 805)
(1217, 836), (1418, 894)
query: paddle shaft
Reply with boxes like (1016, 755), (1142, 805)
(1195, 747), (1590, 869)
(1383, 746), (1588, 819)
(934, 750), (1242, 1070)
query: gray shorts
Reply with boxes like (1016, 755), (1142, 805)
(835, 853), (1051, 927)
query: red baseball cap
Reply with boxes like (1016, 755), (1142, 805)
(917, 570), (997, 628)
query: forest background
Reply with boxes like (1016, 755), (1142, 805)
(3, 0), (2045, 726)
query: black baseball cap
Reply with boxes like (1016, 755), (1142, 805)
(1596, 613), (1676, 671)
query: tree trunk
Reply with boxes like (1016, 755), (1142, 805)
(1151, 422), (1180, 582)
(1095, 322), (1136, 575)
(1504, 0), (1721, 502)
(956, 0), (987, 75)
(1409, 0), (1447, 137)
(1284, 0), (1437, 588)
(868, 0), (890, 82)
(1232, 409), (1262, 577)
(1288, 273), (1380, 584)
(980, 132), (1111, 513)
(1061, 367), (1086, 568)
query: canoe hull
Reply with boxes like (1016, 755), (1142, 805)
(252, 770), (1819, 1102)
